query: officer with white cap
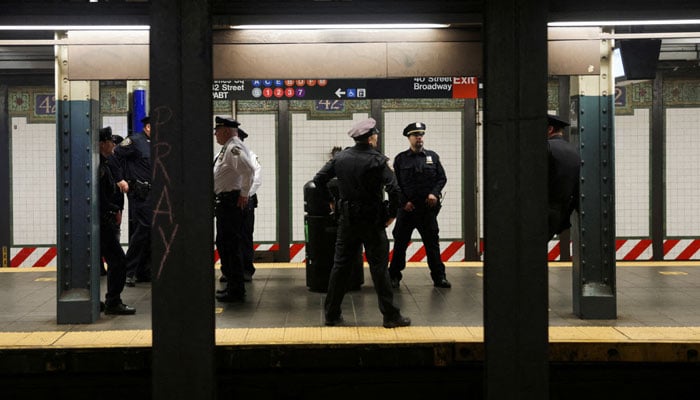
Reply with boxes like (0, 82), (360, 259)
(313, 117), (411, 328)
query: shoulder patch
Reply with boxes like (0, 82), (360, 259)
(230, 147), (241, 156)
(120, 137), (132, 147)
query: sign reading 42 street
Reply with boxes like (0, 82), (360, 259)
(35, 94), (56, 116)
(212, 77), (479, 101)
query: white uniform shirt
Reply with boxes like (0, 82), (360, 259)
(248, 149), (262, 197)
(213, 136), (255, 196)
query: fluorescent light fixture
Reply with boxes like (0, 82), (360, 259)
(230, 23), (449, 30)
(612, 48), (625, 78)
(549, 19), (700, 27)
(0, 25), (150, 30)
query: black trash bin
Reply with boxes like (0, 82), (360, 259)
(304, 180), (363, 293)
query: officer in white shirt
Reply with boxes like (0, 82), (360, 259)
(213, 117), (255, 302)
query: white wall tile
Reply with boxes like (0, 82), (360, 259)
(615, 109), (650, 236)
(666, 108), (700, 236)
(11, 117), (57, 244)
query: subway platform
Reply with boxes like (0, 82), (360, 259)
(1, 262), (700, 398)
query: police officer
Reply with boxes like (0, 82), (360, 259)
(313, 118), (410, 329)
(547, 114), (581, 240)
(114, 115), (152, 286)
(213, 117), (255, 302)
(388, 122), (451, 289)
(238, 128), (261, 282)
(100, 134), (126, 276)
(98, 127), (135, 315)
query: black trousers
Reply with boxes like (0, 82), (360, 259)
(241, 194), (257, 275)
(125, 196), (151, 281)
(101, 217), (127, 306)
(389, 206), (446, 282)
(215, 192), (245, 295)
(324, 217), (400, 321)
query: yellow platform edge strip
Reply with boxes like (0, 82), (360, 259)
(3, 326), (700, 349)
(6, 260), (700, 272)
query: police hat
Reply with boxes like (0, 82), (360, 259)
(98, 126), (113, 142)
(141, 116), (150, 125)
(547, 114), (570, 129)
(112, 134), (124, 145)
(237, 128), (248, 140)
(403, 122), (426, 137)
(347, 118), (378, 139)
(215, 116), (240, 128)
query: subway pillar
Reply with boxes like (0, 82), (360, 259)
(569, 34), (617, 319)
(55, 34), (101, 324)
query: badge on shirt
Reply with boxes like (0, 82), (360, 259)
(230, 147), (241, 156)
(426, 155), (434, 165)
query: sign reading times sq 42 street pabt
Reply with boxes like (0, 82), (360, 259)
(212, 77), (478, 100)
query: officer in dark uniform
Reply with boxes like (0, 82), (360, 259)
(98, 127), (135, 315)
(100, 133), (126, 276)
(389, 122), (451, 289)
(238, 128), (261, 282)
(313, 118), (410, 329)
(547, 114), (581, 239)
(114, 116), (152, 286)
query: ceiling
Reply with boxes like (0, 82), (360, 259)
(1, 1), (700, 80)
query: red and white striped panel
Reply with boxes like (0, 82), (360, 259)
(9, 247), (57, 268)
(387, 241), (465, 262)
(12, 239), (700, 267)
(213, 243), (305, 263)
(662, 239), (700, 260)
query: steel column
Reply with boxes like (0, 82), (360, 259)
(56, 82), (100, 324)
(463, 99), (479, 260)
(276, 100), (291, 262)
(570, 77), (617, 319)
(483, 0), (549, 398)
(651, 71), (664, 260)
(150, 0), (215, 399)
(0, 84), (9, 267)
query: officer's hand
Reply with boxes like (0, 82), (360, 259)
(117, 180), (129, 193)
(403, 201), (415, 212)
(426, 194), (438, 207)
(238, 195), (249, 209)
(385, 217), (395, 228)
(115, 210), (122, 225)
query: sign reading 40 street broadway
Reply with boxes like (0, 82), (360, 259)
(212, 77), (478, 100)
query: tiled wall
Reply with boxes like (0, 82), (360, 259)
(10, 117), (56, 245)
(230, 113), (277, 243)
(291, 113), (362, 242)
(615, 109), (650, 236)
(666, 108), (700, 236)
(8, 91), (700, 254)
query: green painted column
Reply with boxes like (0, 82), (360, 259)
(55, 37), (101, 323)
(570, 71), (617, 319)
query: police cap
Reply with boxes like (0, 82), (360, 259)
(215, 116), (241, 128)
(99, 126), (113, 142)
(347, 118), (378, 139)
(403, 122), (426, 137)
(112, 134), (124, 145)
(547, 114), (570, 129)
(141, 116), (150, 125)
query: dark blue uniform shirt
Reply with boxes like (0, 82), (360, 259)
(114, 130), (151, 183)
(393, 148), (446, 207)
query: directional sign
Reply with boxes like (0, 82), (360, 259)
(213, 77), (479, 100)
